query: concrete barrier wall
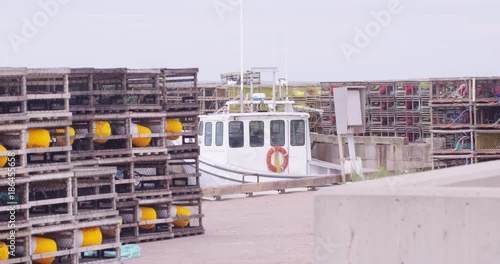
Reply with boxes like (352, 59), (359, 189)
(311, 134), (432, 171)
(314, 160), (500, 264)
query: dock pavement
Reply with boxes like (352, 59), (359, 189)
(124, 190), (318, 264)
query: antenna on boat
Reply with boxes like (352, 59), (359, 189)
(239, 0), (244, 113)
(250, 71), (254, 112)
(272, 70), (276, 112)
(285, 47), (289, 100)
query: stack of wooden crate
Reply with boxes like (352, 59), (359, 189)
(318, 80), (433, 143)
(0, 68), (120, 263)
(161, 69), (204, 238)
(393, 81), (426, 142)
(0, 67), (31, 264)
(318, 82), (336, 135)
(429, 78), (475, 169)
(66, 68), (204, 244)
(366, 81), (397, 138)
(67, 68), (168, 243)
(72, 166), (122, 263)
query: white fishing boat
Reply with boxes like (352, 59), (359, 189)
(197, 1), (343, 188)
(197, 76), (343, 188)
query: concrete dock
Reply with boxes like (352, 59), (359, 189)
(124, 191), (317, 264)
(315, 160), (500, 264)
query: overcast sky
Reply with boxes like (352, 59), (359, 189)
(1, 0), (499, 82)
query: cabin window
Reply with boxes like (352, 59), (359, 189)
(290, 120), (306, 146)
(270, 120), (285, 146)
(216, 122), (224, 146)
(229, 121), (244, 148)
(249, 121), (264, 147)
(204, 122), (212, 146)
(198, 121), (203, 136)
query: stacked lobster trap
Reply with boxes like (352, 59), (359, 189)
(0, 67), (204, 262)
(0, 68), (75, 264)
(0, 68), (121, 264)
(161, 69), (204, 238)
(473, 77), (500, 163)
(366, 81), (397, 138)
(430, 77), (500, 168)
(71, 167), (122, 263)
(393, 81), (431, 142)
(318, 80), (434, 143)
(429, 78), (475, 169)
(318, 83), (335, 135)
(66, 68), (203, 244)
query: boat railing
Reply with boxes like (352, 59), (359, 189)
(214, 94), (242, 114)
(242, 173), (260, 184)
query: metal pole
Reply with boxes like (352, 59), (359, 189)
(279, 80), (282, 100)
(347, 127), (363, 179)
(239, 0), (244, 113)
(347, 133), (356, 162)
(337, 134), (346, 183)
(347, 132), (357, 177)
(272, 70), (276, 112)
(285, 52), (289, 100)
(250, 73), (254, 112)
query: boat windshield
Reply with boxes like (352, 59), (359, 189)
(290, 120), (306, 146)
(249, 121), (264, 147)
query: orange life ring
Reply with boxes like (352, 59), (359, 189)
(266, 146), (289, 173)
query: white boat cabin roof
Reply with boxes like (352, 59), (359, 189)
(199, 111), (310, 121)
(199, 98), (310, 120)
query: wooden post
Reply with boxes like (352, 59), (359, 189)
(472, 78), (478, 165)
(430, 80), (435, 170)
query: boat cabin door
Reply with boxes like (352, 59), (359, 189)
(286, 118), (308, 175)
(268, 118), (308, 175)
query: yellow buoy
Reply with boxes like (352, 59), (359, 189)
(55, 127), (75, 146)
(0, 145), (8, 168)
(139, 207), (157, 230)
(173, 206), (191, 228)
(93, 121), (112, 144)
(31, 237), (57, 264)
(27, 129), (51, 149)
(166, 119), (182, 140)
(131, 123), (152, 147)
(78, 227), (103, 247)
(0, 241), (8, 260)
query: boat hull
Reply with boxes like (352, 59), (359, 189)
(199, 158), (341, 188)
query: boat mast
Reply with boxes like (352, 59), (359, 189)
(239, 0), (244, 113)
(250, 72), (254, 112)
(285, 49), (289, 100)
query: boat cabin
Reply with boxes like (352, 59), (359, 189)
(198, 100), (312, 176)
